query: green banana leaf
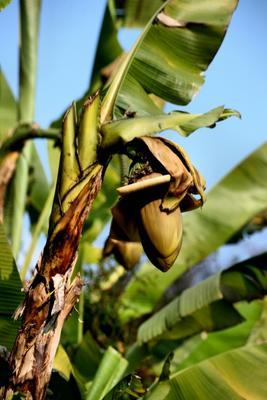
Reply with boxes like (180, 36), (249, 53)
(53, 345), (73, 381)
(115, 0), (163, 28)
(137, 262), (267, 344)
(145, 343), (267, 399)
(71, 332), (102, 385)
(101, 106), (239, 148)
(101, 0), (238, 120)
(50, 346), (81, 399)
(247, 296), (267, 345)
(86, 346), (128, 400)
(170, 300), (264, 374)
(125, 299), (264, 378)
(0, 223), (23, 350)
(0, 69), (17, 141)
(118, 142), (267, 323)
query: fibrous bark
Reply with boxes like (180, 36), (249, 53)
(3, 167), (103, 400)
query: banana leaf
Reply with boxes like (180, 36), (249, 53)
(86, 346), (128, 400)
(247, 296), (267, 345)
(170, 300), (264, 374)
(137, 261), (267, 344)
(49, 346), (81, 400)
(145, 343), (267, 399)
(118, 142), (267, 323)
(53, 345), (73, 381)
(115, 0), (163, 28)
(71, 332), (102, 386)
(101, 106), (239, 148)
(101, 0), (238, 120)
(0, 223), (23, 349)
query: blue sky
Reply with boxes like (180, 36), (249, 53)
(1, 0), (267, 190)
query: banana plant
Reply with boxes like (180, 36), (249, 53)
(3, 0), (267, 399)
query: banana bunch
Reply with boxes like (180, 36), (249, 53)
(104, 136), (205, 272)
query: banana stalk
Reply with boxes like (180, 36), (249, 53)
(5, 94), (103, 400)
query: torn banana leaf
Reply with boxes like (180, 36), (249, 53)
(101, 106), (240, 148)
(101, 0), (238, 120)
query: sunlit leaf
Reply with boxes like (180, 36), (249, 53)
(145, 344), (267, 399)
(101, 0), (238, 120)
(171, 300), (263, 374)
(138, 260), (267, 344)
(86, 346), (128, 400)
(53, 345), (73, 381)
(247, 296), (267, 345)
(115, 0), (163, 28)
(101, 106), (239, 148)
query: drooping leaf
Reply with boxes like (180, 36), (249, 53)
(86, 346), (128, 400)
(101, 106), (239, 148)
(145, 343), (267, 399)
(118, 142), (267, 323)
(137, 260), (267, 344)
(0, 223), (23, 349)
(101, 0), (238, 120)
(0, 69), (17, 141)
(170, 300), (263, 374)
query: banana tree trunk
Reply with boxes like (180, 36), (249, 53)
(2, 94), (104, 399)
(3, 168), (103, 399)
